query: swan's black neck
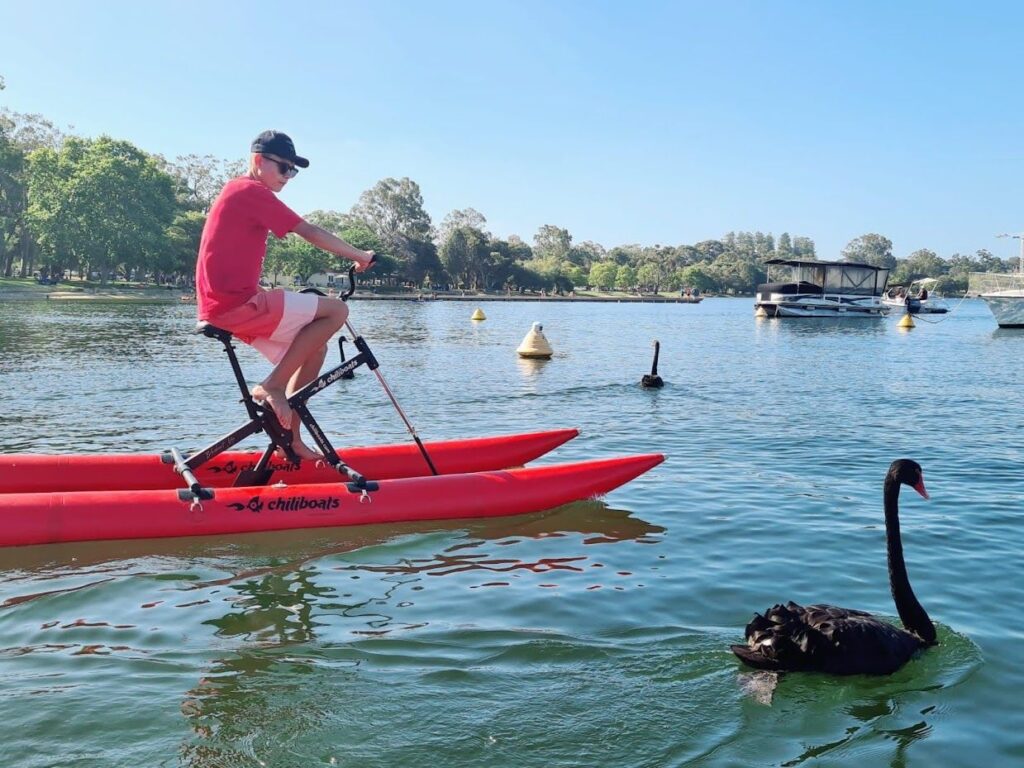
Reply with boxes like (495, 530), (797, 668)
(650, 342), (660, 376)
(884, 477), (936, 644)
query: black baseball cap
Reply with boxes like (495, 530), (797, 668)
(250, 130), (309, 168)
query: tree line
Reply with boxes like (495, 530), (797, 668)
(1, 82), (1018, 295)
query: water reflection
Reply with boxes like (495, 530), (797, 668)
(0, 501), (660, 576)
(990, 326), (1024, 340)
(204, 567), (334, 643)
(169, 503), (663, 763)
(516, 356), (551, 379)
(0, 503), (664, 652)
(744, 628), (982, 768)
(780, 696), (933, 768)
(755, 317), (890, 339)
(180, 648), (330, 765)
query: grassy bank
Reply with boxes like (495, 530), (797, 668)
(0, 277), (188, 302)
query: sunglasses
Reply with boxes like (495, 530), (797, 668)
(262, 154), (299, 178)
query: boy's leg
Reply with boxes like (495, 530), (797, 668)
(251, 297), (349, 429)
(282, 343), (329, 460)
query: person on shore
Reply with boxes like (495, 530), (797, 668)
(195, 130), (375, 460)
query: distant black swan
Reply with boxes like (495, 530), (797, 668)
(338, 336), (355, 379)
(732, 459), (937, 675)
(641, 341), (663, 388)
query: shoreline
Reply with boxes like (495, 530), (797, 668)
(0, 289), (707, 304)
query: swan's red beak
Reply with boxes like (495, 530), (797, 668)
(913, 475), (929, 500)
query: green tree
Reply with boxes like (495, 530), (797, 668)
(404, 237), (442, 286)
(693, 239), (726, 261)
(791, 236), (816, 259)
(565, 264), (587, 288)
(841, 233), (894, 268)
(350, 177), (433, 279)
(679, 264), (716, 293)
(476, 236), (529, 290)
(162, 153), (245, 212)
(0, 108), (65, 153)
(946, 252), (976, 279)
(440, 228), (471, 287)
(710, 256), (763, 293)
(776, 232), (793, 258)
(0, 109), (65, 278)
(304, 209), (352, 233)
(437, 207), (487, 245)
(892, 248), (947, 284)
(588, 260), (617, 290)
(567, 239), (604, 267)
(615, 264), (637, 290)
(26, 136), (177, 282)
(607, 244), (642, 265)
(531, 252), (572, 292)
(338, 221), (385, 257)
(671, 245), (697, 266)
(162, 209), (205, 283)
(456, 226), (492, 290)
(273, 235), (333, 285)
(304, 212), (395, 275)
(0, 125), (25, 276)
(533, 224), (572, 262)
(975, 248), (1008, 273)
(636, 263), (661, 292)
(502, 234), (533, 262)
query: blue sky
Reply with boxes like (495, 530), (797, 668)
(2, 1), (1023, 261)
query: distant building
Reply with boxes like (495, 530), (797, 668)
(306, 271), (349, 289)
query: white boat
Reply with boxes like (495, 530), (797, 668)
(754, 259), (891, 318)
(969, 271), (1024, 328)
(881, 278), (949, 315)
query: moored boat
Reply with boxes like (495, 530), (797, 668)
(969, 271), (1024, 328)
(755, 259), (891, 318)
(881, 278), (949, 315)
(0, 453), (664, 548)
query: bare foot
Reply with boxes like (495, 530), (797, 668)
(292, 439), (324, 461)
(251, 383), (292, 430)
(273, 440), (323, 462)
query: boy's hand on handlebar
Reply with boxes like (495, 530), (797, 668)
(354, 251), (376, 273)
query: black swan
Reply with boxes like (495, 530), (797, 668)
(732, 459), (936, 675)
(641, 341), (664, 388)
(338, 336), (355, 379)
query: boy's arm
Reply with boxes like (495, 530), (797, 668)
(294, 221), (375, 271)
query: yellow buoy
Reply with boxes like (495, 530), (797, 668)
(516, 321), (553, 359)
(471, 308), (486, 321)
(754, 306), (768, 318)
(898, 311), (915, 329)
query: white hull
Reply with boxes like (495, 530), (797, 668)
(980, 293), (1024, 327)
(756, 294), (889, 318)
(880, 296), (949, 314)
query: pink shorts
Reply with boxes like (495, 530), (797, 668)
(206, 289), (319, 364)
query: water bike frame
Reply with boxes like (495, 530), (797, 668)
(169, 263), (382, 505)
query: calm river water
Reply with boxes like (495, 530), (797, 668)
(0, 296), (1021, 767)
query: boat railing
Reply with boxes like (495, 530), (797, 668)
(967, 272), (1024, 296)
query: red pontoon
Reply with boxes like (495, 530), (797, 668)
(0, 448), (663, 548)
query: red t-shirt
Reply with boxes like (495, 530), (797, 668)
(195, 177), (303, 318)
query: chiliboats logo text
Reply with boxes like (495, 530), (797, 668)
(227, 495), (341, 513)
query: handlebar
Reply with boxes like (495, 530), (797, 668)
(341, 253), (377, 300)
